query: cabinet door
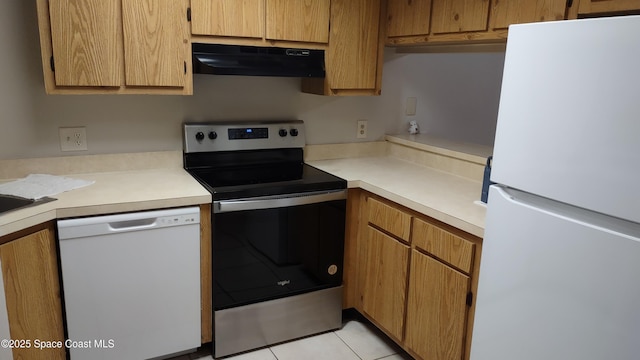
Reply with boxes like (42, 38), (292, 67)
(49, 0), (122, 86)
(431, 0), (490, 33)
(122, 0), (188, 87)
(491, 0), (566, 30)
(0, 226), (65, 360)
(362, 227), (409, 341)
(405, 250), (470, 360)
(327, 0), (381, 90)
(191, 0), (264, 38)
(265, 0), (330, 43)
(578, 0), (640, 14)
(387, 0), (432, 37)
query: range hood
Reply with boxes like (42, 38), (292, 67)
(193, 43), (325, 78)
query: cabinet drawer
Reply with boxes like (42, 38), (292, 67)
(412, 218), (474, 273)
(367, 197), (412, 242)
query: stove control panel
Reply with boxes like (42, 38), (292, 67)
(184, 121), (305, 153)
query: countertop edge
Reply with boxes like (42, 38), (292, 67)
(354, 181), (484, 238)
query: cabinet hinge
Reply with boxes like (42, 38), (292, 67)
(49, 56), (55, 72)
(187, 7), (191, 22)
(466, 292), (473, 306)
(566, 0), (574, 7)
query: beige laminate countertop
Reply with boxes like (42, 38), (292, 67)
(0, 168), (211, 237)
(308, 156), (486, 238)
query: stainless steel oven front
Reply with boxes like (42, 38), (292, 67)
(213, 190), (345, 357)
(183, 121), (347, 358)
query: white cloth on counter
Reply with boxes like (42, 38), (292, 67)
(0, 174), (94, 200)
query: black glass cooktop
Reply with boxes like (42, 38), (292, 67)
(185, 149), (346, 200)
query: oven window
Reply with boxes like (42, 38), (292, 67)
(213, 199), (345, 310)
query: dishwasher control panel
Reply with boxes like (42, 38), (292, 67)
(157, 213), (199, 226)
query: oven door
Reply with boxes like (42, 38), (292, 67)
(212, 189), (346, 311)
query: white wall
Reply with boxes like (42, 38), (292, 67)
(0, 0), (504, 160)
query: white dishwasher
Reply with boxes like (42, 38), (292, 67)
(57, 207), (201, 360)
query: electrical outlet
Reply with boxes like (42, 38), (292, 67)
(59, 127), (88, 151)
(357, 120), (368, 139)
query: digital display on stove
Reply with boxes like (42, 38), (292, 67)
(228, 127), (269, 140)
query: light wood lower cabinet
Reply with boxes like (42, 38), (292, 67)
(362, 227), (409, 341)
(405, 250), (470, 360)
(0, 223), (65, 360)
(348, 190), (482, 360)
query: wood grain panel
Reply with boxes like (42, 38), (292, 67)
(1, 225), (65, 360)
(362, 227), (409, 341)
(387, 0), (432, 37)
(49, 0), (121, 86)
(122, 0), (188, 87)
(200, 204), (212, 343)
(265, 0), (330, 43)
(343, 189), (362, 309)
(191, 0), (264, 38)
(412, 217), (475, 273)
(491, 0), (566, 30)
(578, 0), (640, 14)
(326, 0), (381, 90)
(367, 197), (412, 242)
(405, 250), (470, 360)
(431, 0), (490, 33)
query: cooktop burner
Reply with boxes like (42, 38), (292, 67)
(183, 121), (346, 200)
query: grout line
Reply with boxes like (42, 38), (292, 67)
(333, 330), (364, 360)
(268, 347), (278, 360)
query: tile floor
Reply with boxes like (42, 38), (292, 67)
(180, 316), (413, 360)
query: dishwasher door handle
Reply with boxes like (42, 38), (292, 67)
(108, 218), (157, 231)
(214, 189), (347, 213)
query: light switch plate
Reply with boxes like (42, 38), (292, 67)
(59, 127), (88, 151)
(405, 97), (417, 116)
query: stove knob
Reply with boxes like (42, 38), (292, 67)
(208, 131), (217, 140)
(290, 128), (299, 137)
(279, 129), (288, 137)
(195, 132), (205, 141)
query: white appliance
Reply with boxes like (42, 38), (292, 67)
(57, 207), (201, 360)
(470, 16), (640, 360)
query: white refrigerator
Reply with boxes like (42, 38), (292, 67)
(470, 16), (640, 360)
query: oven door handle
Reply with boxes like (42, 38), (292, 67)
(214, 189), (347, 213)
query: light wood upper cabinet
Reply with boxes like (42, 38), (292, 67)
(190, 0), (264, 38)
(387, 0), (432, 37)
(48, 0), (122, 87)
(577, 0), (640, 14)
(122, 0), (189, 87)
(37, 0), (192, 94)
(325, 0), (382, 92)
(191, 0), (329, 47)
(431, 0), (490, 33)
(302, 0), (385, 95)
(405, 250), (470, 360)
(491, 0), (567, 30)
(0, 224), (65, 360)
(362, 227), (409, 342)
(265, 0), (330, 43)
(386, 0), (570, 45)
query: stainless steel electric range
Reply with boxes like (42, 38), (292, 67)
(183, 121), (347, 358)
